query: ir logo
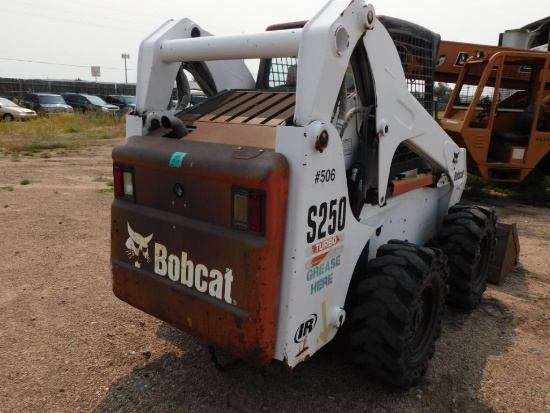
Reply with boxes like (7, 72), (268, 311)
(294, 314), (318, 343)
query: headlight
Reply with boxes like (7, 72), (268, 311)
(102, 106), (110, 112)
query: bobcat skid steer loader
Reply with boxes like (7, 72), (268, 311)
(111, 0), (498, 389)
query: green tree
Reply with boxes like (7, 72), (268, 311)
(434, 82), (453, 100)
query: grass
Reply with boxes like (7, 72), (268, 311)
(92, 176), (111, 183)
(465, 173), (550, 207)
(1, 112), (548, 206)
(20, 178), (40, 185)
(93, 176), (114, 194)
(0, 112), (125, 157)
(1, 186), (14, 191)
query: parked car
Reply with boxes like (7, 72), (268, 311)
(62, 93), (119, 114)
(105, 95), (136, 111)
(171, 90), (208, 110)
(0, 97), (38, 121)
(23, 93), (74, 114)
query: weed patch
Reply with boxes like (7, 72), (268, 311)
(20, 178), (39, 186)
(94, 176), (114, 192)
(0, 112), (124, 156)
(465, 173), (550, 207)
(92, 176), (110, 183)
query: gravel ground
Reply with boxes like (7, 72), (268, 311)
(1, 145), (549, 413)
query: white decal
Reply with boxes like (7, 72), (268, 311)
(154, 243), (234, 305)
(125, 222), (153, 268)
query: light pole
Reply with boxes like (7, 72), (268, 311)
(121, 53), (130, 83)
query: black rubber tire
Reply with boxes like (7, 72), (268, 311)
(431, 203), (497, 310)
(3, 113), (14, 122)
(348, 240), (449, 389)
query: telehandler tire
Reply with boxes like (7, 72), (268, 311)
(348, 240), (449, 389)
(431, 203), (497, 310)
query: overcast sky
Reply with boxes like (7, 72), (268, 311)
(1, 0), (547, 84)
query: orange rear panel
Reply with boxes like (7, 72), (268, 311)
(111, 135), (289, 365)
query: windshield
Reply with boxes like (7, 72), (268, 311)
(122, 96), (136, 104)
(86, 95), (108, 105)
(0, 98), (17, 107)
(39, 95), (66, 104)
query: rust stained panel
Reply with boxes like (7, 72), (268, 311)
(196, 92), (256, 122)
(181, 91), (295, 127)
(180, 91), (238, 122)
(263, 105), (296, 126)
(227, 93), (294, 124)
(111, 136), (289, 365)
(211, 93), (279, 123)
(244, 94), (295, 125)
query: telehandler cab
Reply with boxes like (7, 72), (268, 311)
(110, 0), (498, 389)
(435, 40), (550, 182)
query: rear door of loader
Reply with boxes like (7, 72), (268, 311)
(111, 131), (289, 365)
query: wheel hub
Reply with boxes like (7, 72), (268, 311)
(412, 305), (424, 335)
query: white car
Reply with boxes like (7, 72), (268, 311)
(0, 97), (38, 121)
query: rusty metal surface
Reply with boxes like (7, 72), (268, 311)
(181, 90), (295, 126)
(111, 136), (289, 365)
(145, 91), (296, 149)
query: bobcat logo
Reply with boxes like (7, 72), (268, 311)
(452, 151), (460, 165)
(125, 222), (153, 268)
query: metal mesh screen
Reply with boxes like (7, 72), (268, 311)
(379, 16), (440, 115)
(268, 57), (298, 88)
(387, 32), (437, 114)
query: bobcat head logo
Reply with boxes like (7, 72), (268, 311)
(452, 151), (460, 165)
(125, 222), (153, 268)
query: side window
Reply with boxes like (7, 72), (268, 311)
(268, 57), (298, 88)
(497, 62), (533, 111)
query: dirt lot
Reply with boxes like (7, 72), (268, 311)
(1, 144), (549, 413)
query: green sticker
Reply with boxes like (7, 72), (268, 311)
(169, 152), (187, 168)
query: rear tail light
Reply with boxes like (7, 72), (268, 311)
(113, 165), (135, 201)
(232, 187), (265, 234)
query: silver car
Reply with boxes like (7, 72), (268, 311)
(0, 97), (38, 121)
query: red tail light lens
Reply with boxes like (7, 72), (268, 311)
(248, 192), (262, 232)
(113, 166), (123, 197)
(113, 165), (135, 201)
(232, 187), (265, 234)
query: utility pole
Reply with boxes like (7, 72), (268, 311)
(121, 53), (130, 83)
